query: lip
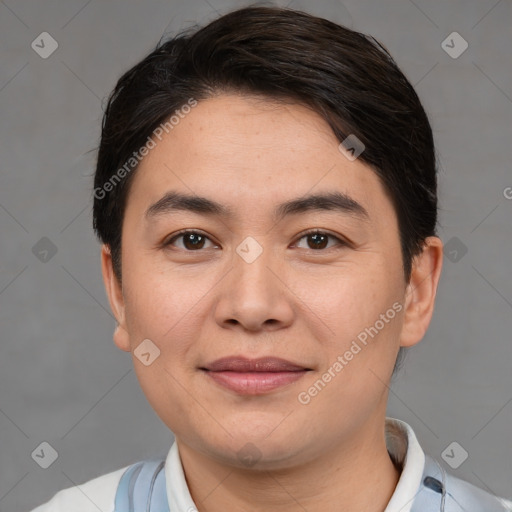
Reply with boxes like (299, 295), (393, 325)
(203, 356), (309, 372)
(200, 356), (311, 395)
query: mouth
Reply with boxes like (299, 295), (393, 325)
(200, 356), (312, 395)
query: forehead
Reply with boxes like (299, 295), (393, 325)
(125, 93), (395, 229)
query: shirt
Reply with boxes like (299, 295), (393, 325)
(31, 417), (511, 512)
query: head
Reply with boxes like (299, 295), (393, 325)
(94, 6), (442, 469)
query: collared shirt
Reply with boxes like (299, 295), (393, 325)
(30, 417), (507, 512)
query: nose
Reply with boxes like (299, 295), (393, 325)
(213, 238), (294, 333)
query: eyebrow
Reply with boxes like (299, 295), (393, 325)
(145, 190), (370, 223)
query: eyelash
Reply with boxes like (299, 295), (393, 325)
(162, 229), (348, 252)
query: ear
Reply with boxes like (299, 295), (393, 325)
(100, 244), (131, 352)
(400, 236), (443, 348)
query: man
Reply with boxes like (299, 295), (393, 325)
(32, 5), (512, 511)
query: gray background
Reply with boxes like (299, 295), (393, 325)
(1, 0), (511, 510)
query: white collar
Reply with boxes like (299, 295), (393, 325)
(383, 417), (425, 512)
(165, 417), (425, 512)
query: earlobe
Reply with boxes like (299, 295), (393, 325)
(112, 323), (131, 353)
(399, 236), (443, 348)
(100, 245), (131, 352)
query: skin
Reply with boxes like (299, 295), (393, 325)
(101, 93), (443, 512)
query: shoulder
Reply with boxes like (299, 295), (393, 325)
(30, 464), (130, 512)
(416, 455), (512, 511)
(444, 470), (512, 511)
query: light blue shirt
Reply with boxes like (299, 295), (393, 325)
(31, 417), (512, 511)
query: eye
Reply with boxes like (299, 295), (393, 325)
(294, 230), (347, 251)
(163, 230), (218, 251)
(163, 229), (348, 252)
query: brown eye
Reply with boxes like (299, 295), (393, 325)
(307, 232), (329, 250)
(164, 230), (216, 251)
(295, 230), (346, 250)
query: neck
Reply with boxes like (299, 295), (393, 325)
(177, 418), (401, 512)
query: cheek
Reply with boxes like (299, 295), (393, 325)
(309, 266), (405, 389)
(303, 263), (401, 338)
(131, 357), (195, 436)
(121, 261), (219, 355)
(298, 275), (404, 416)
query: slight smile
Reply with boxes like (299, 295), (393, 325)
(200, 356), (313, 395)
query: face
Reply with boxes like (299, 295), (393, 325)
(102, 93), (442, 470)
